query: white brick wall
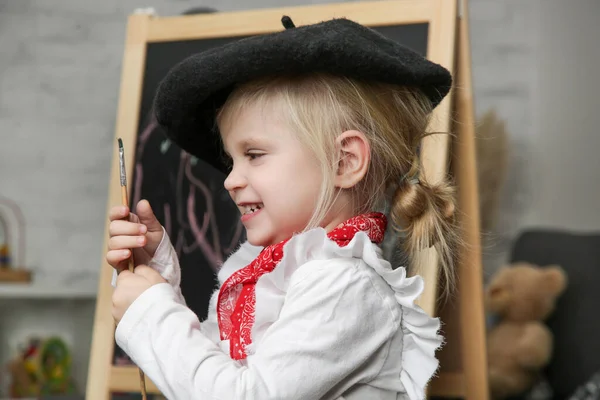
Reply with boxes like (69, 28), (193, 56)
(469, 0), (540, 278)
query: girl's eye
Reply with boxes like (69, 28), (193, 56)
(246, 152), (265, 160)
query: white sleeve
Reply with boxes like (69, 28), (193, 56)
(146, 228), (186, 306)
(148, 229), (222, 343)
(111, 227), (186, 306)
(114, 259), (396, 400)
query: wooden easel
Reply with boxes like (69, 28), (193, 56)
(427, 1), (489, 398)
(86, 1), (488, 399)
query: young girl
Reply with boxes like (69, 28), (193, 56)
(107, 16), (458, 400)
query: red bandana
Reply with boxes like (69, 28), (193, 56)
(216, 212), (387, 360)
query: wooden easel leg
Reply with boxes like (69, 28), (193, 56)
(86, 13), (153, 400)
(453, 1), (489, 399)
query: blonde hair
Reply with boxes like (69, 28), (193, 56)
(217, 73), (459, 293)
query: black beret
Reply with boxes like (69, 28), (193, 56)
(153, 16), (452, 174)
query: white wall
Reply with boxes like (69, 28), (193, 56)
(469, 0), (541, 276)
(528, 0), (600, 230)
(471, 0), (600, 277)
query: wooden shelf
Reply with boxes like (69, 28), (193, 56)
(0, 281), (97, 299)
(0, 267), (32, 283)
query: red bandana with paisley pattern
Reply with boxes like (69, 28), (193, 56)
(216, 212), (387, 360)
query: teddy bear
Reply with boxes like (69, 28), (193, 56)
(485, 262), (567, 399)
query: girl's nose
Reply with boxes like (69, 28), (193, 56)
(223, 165), (246, 192)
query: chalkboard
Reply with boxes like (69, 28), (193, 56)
(89, 3), (493, 399)
(130, 23), (429, 320)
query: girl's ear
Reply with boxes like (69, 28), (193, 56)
(334, 130), (370, 189)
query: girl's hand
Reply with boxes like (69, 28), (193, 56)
(106, 199), (164, 272)
(112, 265), (166, 323)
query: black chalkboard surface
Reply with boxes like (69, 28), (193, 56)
(129, 22), (429, 320)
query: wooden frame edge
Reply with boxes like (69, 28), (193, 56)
(429, 371), (465, 398)
(86, 13), (152, 400)
(453, 0), (489, 398)
(429, 1), (489, 398)
(145, 0), (439, 42)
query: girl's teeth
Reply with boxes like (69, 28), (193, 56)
(245, 204), (262, 214)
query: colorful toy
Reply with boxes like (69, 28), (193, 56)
(7, 336), (76, 397)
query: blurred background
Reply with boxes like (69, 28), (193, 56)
(0, 0), (598, 399)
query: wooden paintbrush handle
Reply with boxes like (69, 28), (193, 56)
(120, 181), (147, 399)
(139, 368), (148, 399)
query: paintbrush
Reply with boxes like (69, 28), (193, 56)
(118, 138), (148, 400)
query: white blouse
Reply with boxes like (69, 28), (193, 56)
(113, 227), (442, 400)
